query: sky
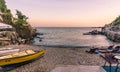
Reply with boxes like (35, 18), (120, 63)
(5, 0), (120, 27)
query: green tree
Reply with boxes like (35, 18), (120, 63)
(111, 16), (120, 26)
(0, 0), (35, 43)
(0, 0), (13, 25)
(14, 10), (35, 43)
(0, 0), (6, 12)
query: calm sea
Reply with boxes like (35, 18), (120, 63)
(33, 27), (119, 48)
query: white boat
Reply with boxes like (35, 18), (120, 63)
(0, 48), (19, 55)
(0, 48), (13, 51)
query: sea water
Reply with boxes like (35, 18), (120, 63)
(33, 27), (118, 48)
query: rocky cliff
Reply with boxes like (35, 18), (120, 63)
(102, 16), (120, 42)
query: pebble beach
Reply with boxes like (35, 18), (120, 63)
(0, 45), (106, 72)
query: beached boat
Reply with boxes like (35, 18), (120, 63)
(0, 48), (19, 55)
(0, 49), (45, 67)
(0, 48), (13, 51)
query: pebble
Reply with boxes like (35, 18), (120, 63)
(0, 45), (105, 72)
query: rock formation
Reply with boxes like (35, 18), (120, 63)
(102, 16), (120, 42)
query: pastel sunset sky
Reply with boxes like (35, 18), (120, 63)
(5, 0), (120, 27)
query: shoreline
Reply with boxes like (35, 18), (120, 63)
(34, 45), (94, 48)
(0, 44), (105, 72)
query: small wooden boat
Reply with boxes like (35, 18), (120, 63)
(0, 49), (45, 67)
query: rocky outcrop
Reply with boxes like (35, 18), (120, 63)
(15, 24), (36, 44)
(83, 30), (102, 35)
(0, 1), (36, 44)
(101, 15), (120, 42)
(102, 24), (120, 42)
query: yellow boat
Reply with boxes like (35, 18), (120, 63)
(0, 49), (45, 67)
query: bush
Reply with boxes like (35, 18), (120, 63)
(0, 41), (3, 45)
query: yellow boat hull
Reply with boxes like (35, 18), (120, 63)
(0, 50), (45, 66)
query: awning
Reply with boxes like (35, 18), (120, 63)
(0, 23), (12, 29)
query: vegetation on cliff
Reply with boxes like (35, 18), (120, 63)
(102, 15), (120, 42)
(14, 10), (35, 42)
(111, 16), (120, 26)
(0, 0), (35, 43)
(0, 0), (13, 25)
